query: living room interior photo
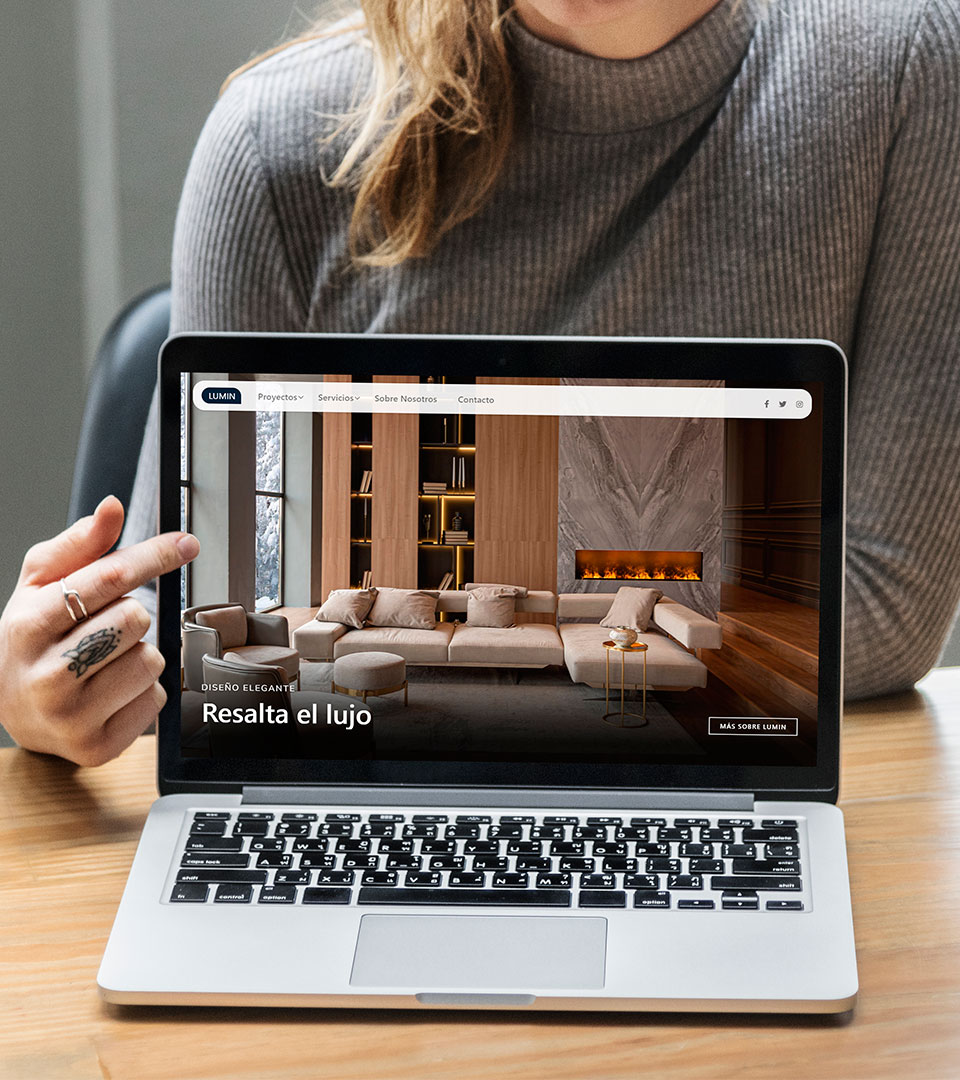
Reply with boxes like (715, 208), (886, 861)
(179, 374), (822, 765)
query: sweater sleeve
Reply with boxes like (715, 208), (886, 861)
(843, 0), (960, 699)
(119, 80), (307, 633)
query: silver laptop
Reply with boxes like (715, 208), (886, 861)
(98, 334), (857, 1012)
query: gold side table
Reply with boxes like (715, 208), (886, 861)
(601, 640), (649, 727)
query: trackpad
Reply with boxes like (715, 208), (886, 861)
(350, 915), (606, 990)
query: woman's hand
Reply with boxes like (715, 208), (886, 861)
(0, 496), (199, 766)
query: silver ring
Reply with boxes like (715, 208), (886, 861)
(60, 578), (89, 624)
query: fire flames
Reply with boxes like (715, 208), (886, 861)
(575, 550), (703, 582)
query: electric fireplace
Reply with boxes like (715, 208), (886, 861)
(575, 549), (703, 581)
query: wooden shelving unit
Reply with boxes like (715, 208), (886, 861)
(349, 415), (373, 587)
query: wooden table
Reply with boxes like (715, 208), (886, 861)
(1, 670), (958, 1080)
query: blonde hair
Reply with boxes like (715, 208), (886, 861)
(226, 2), (517, 267)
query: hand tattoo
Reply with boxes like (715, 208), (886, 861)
(63, 628), (121, 677)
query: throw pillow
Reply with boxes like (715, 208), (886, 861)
(195, 604), (247, 649)
(466, 586), (517, 628)
(316, 588), (378, 629)
(599, 587), (662, 632)
(366, 588), (438, 630)
(464, 582), (529, 597)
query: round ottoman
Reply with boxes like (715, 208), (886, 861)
(332, 652), (408, 705)
(223, 645), (300, 688)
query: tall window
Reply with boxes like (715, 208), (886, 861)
(255, 410), (284, 611)
(180, 373), (191, 609)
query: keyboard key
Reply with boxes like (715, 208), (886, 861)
(742, 828), (799, 843)
(674, 818), (709, 827)
(170, 882), (208, 903)
(658, 827), (692, 841)
(251, 838), (287, 852)
(722, 889), (759, 901)
(591, 841), (627, 857)
(189, 820), (226, 835)
(700, 827), (734, 842)
(342, 855), (379, 870)
(429, 856), (465, 871)
(530, 824), (564, 840)
(357, 888), (571, 906)
(573, 826), (606, 841)
(300, 854), (336, 869)
(635, 843), (670, 856)
(630, 817), (666, 827)
(233, 820), (270, 836)
(315, 870), (355, 886)
(181, 854), (250, 868)
(319, 822), (354, 837)
(402, 824), (437, 839)
(464, 840), (499, 855)
(369, 813), (405, 823)
(616, 827), (649, 841)
(185, 836), (243, 852)
(491, 873), (528, 889)
(558, 857), (595, 872)
(766, 899), (805, 911)
(722, 843), (757, 858)
(360, 823), (396, 837)
(259, 885), (297, 903)
(256, 853), (293, 869)
(406, 871), (442, 887)
(302, 888), (352, 904)
(499, 816), (535, 825)
(761, 819), (798, 829)
(193, 812), (230, 820)
(731, 859), (801, 875)
(176, 870), (268, 884)
(506, 841), (542, 855)
(362, 871), (398, 886)
(238, 812), (274, 821)
(580, 873), (616, 890)
(679, 842), (713, 858)
(291, 839), (328, 853)
(710, 876), (802, 891)
(379, 840), (414, 854)
(421, 839), (456, 854)
(551, 841), (585, 856)
(336, 838), (371, 854)
(602, 857), (638, 873)
(488, 824), (523, 839)
(718, 818), (753, 827)
(586, 816), (623, 826)
(446, 824), (480, 839)
(624, 874), (659, 890)
(274, 870), (311, 885)
(543, 816), (579, 826)
(456, 815), (492, 824)
(667, 874), (703, 890)
(281, 812), (318, 822)
(678, 899), (715, 910)
(722, 894), (760, 911)
(275, 822), (311, 837)
(689, 859), (725, 874)
(580, 891), (626, 908)
(472, 856), (508, 871)
(536, 873), (571, 889)
(766, 843), (800, 858)
(325, 813), (360, 822)
(385, 854), (422, 870)
(515, 856), (551, 871)
(214, 883), (252, 903)
(634, 890), (671, 908)
(448, 872), (485, 888)
(412, 814), (448, 823)
(646, 858), (681, 874)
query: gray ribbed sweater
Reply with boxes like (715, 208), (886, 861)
(123, 0), (960, 700)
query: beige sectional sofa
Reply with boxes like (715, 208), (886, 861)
(292, 590), (564, 668)
(558, 594), (722, 690)
(292, 588), (722, 691)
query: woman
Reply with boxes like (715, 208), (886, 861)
(3, 0), (959, 763)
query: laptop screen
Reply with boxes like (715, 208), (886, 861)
(173, 358), (831, 778)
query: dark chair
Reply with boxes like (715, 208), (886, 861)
(68, 285), (171, 525)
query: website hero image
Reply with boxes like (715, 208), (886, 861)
(179, 372), (821, 768)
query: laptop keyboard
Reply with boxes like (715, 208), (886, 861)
(168, 809), (807, 912)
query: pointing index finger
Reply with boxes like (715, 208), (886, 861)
(60, 532), (200, 623)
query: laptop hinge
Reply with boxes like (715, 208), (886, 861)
(241, 786), (755, 811)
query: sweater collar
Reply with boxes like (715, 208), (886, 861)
(505, 0), (763, 134)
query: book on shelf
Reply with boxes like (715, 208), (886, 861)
(443, 531), (469, 544)
(360, 569), (372, 590)
(437, 571), (454, 591)
(359, 470), (372, 493)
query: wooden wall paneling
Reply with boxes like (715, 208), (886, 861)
(475, 378), (559, 624)
(320, 375), (351, 600)
(372, 376), (419, 588)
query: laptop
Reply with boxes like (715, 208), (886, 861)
(98, 333), (858, 1012)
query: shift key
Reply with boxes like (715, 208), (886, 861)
(710, 876), (801, 891)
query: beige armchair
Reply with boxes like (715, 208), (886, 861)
(182, 603), (299, 692)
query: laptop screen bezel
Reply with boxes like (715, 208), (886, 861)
(156, 333), (846, 801)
